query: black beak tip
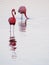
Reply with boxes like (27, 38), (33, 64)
(15, 12), (16, 15)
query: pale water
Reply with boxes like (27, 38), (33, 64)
(0, 0), (49, 65)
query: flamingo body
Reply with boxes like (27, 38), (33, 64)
(8, 9), (16, 25)
(8, 17), (16, 25)
(18, 6), (26, 14)
(18, 6), (29, 19)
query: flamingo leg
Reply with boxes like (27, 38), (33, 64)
(21, 14), (23, 20)
(13, 25), (14, 37)
(10, 25), (11, 37)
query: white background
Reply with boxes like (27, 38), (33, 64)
(0, 0), (49, 65)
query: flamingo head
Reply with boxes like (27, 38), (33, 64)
(11, 9), (16, 16)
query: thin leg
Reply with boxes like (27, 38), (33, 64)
(21, 14), (23, 20)
(10, 25), (11, 37)
(13, 25), (14, 37)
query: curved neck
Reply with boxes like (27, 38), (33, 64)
(11, 9), (16, 17)
(12, 11), (15, 17)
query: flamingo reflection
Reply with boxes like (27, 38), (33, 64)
(9, 36), (17, 59)
(9, 37), (17, 50)
(19, 19), (27, 32)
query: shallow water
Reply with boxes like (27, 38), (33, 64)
(0, 0), (49, 65)
(0, 17), (49, 65)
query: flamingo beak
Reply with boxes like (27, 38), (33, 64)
(15, 12), (16, 15)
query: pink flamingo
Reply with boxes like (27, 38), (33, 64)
(8, 9), (16, 25)
(18, 6), (29, 19)
(8, 9), (16, 37)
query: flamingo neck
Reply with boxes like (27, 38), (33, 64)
(12, 11), (15, 17)
(25, 15), (29, 19)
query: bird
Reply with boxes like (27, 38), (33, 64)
(8, 9), (16, 25)
(8, 9), (16, 37)
(18, 6), (29, 19)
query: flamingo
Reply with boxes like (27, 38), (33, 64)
(18, 6), (29, 19)
(8, 9), (16, 25)
(8, 9), (16, 37)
